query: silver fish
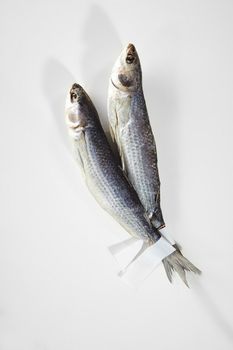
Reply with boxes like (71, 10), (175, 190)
(65, 84), (200, 285)
(108, 43), (164, 230)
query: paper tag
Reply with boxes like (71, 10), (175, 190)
(108, 237), (142, 270)
(108, 236), (175, 287)
(160, 228), (176, 245)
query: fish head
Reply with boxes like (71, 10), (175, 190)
(111, 43), (142, 93)
(65, 83), (93, 135)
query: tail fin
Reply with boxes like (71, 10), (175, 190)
(163, 250), (201, 287)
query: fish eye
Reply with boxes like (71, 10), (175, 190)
(71, 92), (77, 102)
(126, 54), (134, 64)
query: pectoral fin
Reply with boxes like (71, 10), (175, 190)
(73, 131), (88, 175)
(109, 106), (127, 172)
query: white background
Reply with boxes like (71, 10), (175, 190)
(1, 0), (233, 349)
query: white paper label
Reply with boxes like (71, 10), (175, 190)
(160, 228), (176, 245)
(108, 236), (176, 287)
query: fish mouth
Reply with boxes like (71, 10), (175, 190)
(70, 83), (84, 103)
(126, 43), (136, 54)
(65, 83), (86, 109)
(126, 43), (136, 64)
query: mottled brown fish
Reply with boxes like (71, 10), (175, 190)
(65, 83), (200, 285)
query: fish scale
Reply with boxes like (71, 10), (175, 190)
(116, 91), (161, 220)
(108, 46), (165, 229)
(68, 98), (160, 242)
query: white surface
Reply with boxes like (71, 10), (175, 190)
(1, 0), (233, 349)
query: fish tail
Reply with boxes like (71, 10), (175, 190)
(162, 250), (201, 287)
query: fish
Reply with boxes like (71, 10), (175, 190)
(65, 83), (201, 285)
(108, 43), (165, 230)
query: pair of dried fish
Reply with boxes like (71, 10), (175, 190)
(65, 44), (201, 286)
